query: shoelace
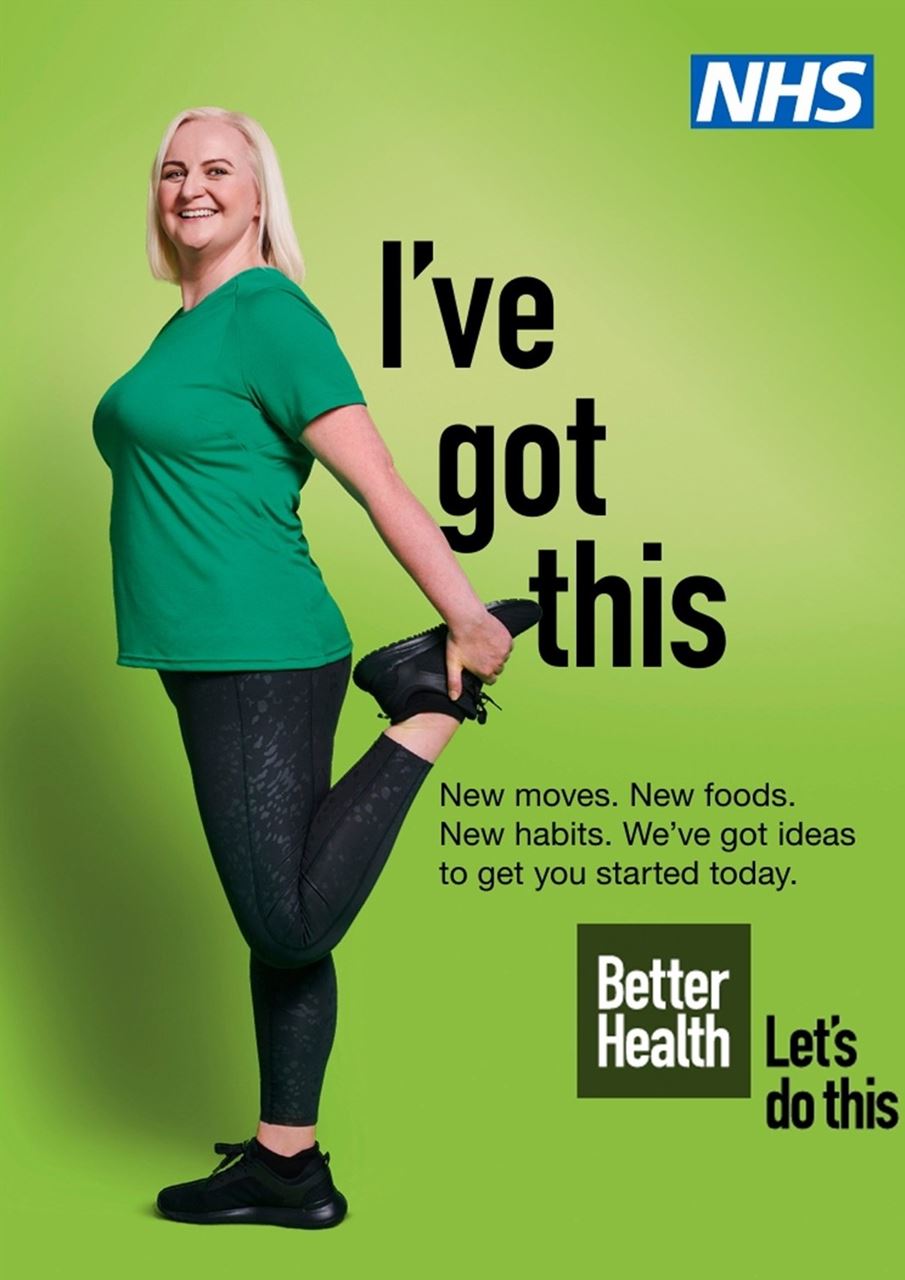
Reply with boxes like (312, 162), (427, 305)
(473, 689), (502, 724)
(207, 1139), (330, 1181)
(208, 1140), (250, 1180)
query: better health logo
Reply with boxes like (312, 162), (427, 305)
(690, 55), (874, 128)
(577, 923), (751, 1098)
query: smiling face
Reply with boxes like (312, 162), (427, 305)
(158, 119), (262, 270)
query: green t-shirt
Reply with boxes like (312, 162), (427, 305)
(92, 266), (367, 670)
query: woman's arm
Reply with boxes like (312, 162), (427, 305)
(299, 403), (513, 697)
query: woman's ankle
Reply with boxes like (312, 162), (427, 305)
(383, 712), (460, 763)
(256, 1120), (317, 1155)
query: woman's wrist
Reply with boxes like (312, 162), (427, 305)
(443, 596), (489, 633)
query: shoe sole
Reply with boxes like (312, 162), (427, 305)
(156, 1192), (347, 1229)
(353, 597), (541, 692)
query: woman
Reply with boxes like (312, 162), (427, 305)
(92, 106), (540, 1230)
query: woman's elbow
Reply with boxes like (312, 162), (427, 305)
(361, 454), (409, 508)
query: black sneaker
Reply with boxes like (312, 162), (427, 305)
(352, 597), (542, 726)
(155, 1138), (347, 1228)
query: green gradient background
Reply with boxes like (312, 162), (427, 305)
(2, 1), (901, 1274)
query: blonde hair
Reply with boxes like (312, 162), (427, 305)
(146, 107), (305, 285)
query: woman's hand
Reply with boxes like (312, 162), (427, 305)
(445, 609), (513, 700)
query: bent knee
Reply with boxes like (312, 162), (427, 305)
(247, 928), (330, 970)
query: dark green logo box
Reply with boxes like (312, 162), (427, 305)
(577, 923), (751, 1098)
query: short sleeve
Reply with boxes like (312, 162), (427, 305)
(237, 283), (367, 442)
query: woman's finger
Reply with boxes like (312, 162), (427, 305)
(446, 646), (463, 700)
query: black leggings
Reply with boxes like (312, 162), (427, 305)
(158, 656), (433, 1125)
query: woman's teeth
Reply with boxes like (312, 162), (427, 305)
(180, 210), (218, 218)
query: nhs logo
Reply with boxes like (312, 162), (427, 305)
(691, 55), (874, 128)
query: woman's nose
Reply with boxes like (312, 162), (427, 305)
(180, 170), (209, 199)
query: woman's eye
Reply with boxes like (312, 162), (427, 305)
(162, 168), (227, 180)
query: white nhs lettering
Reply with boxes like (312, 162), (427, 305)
(696, 59), (867, 124)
